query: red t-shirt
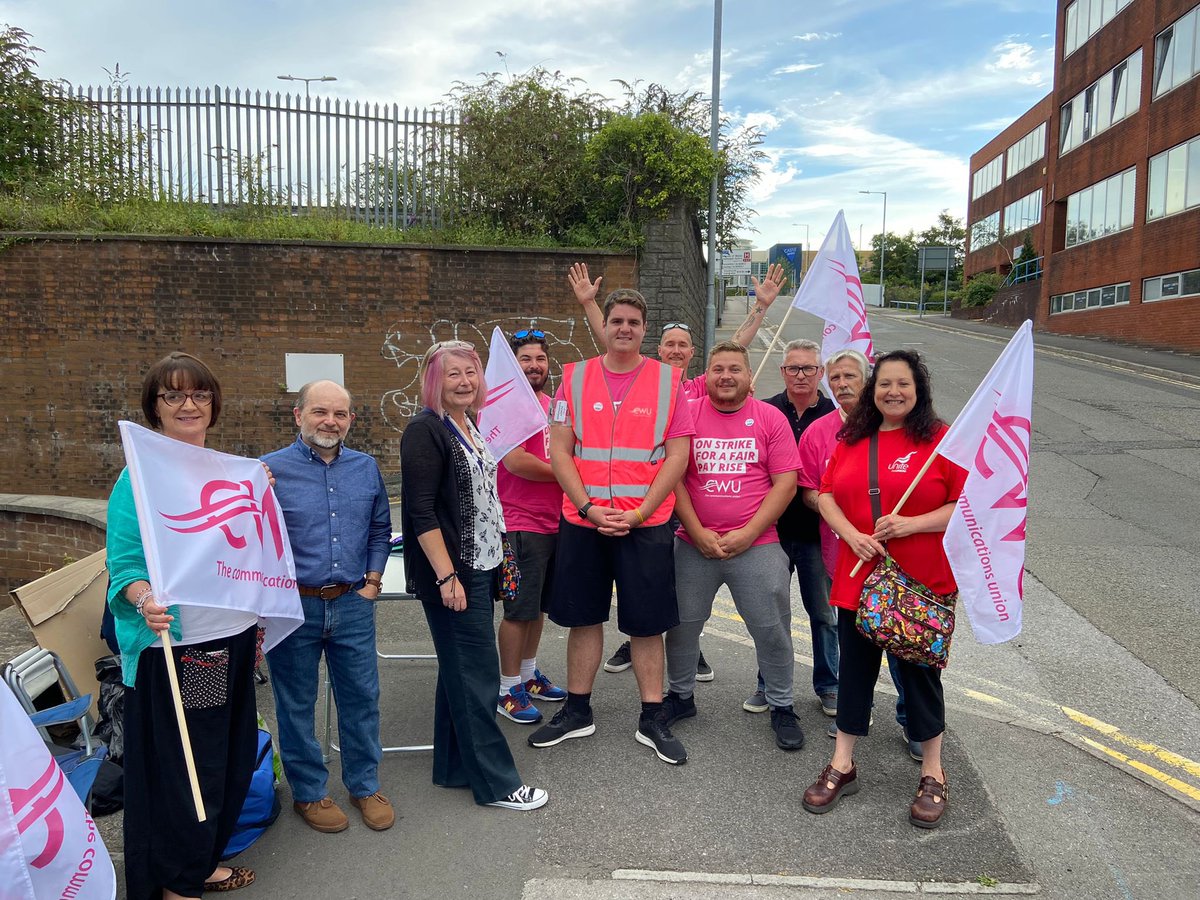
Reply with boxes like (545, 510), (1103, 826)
(497, 393), (562, 534)
(820, 424), (967, 610)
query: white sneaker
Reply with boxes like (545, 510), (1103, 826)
(487, 784), (548, 811)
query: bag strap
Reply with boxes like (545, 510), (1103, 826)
(867, 432), (883, 525)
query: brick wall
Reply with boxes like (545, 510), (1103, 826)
(638, 203), (709, 379)
(0, 235), (662, 498)
(0, 510), (105, 601)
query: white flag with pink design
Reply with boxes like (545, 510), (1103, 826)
(791, 210), (876, 364)
(478, 326), (549, 461)
(118, 421), (304, 651)
(0, 686), (117, 900)
(940, 320), (1034, 643)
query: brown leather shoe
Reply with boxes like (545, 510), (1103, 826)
(204, 866), (255, 892)
(802, 763), (859, 814)
(909, 772), (949, 828)
(351, 791), (395, 831)
(294, 796), (349, 833)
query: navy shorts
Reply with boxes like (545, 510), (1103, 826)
(548, 517), (679, 637)
(502, 530), (557, 622)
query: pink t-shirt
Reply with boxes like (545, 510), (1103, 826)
(497, 393), (561, 534)
(680, 373), (706, 401)
(552, 359), (696, 439)
(678, 396), (800, 547)
(797, 407), (847, 577)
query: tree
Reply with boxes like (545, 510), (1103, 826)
(962, 272), (1002, 308)
(0, 25), (63, 189)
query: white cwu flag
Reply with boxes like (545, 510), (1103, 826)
(791, 209), (876, 365)
(478, 326), (550, 461)
(940, 320), (1034, 643)
(118, 421), (304, 652)
(0, 687), (117, 900)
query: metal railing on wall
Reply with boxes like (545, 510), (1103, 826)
(57, 84), (463, 227)
(1002, 255), (1043, 286)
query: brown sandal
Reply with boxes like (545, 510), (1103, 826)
(204, 866), (256, 892)
(909, 772), (948, 829)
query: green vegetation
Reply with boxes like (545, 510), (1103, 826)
(962, 271), (1003, 308)
(860, 210), (969, 302)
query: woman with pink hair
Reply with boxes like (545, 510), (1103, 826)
(400, 340), (548, 812)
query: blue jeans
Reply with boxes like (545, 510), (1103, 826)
(267, 590), (381, 802)
(780, 537), (839, 697)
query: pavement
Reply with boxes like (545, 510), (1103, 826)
(3, 304), (1199, 899)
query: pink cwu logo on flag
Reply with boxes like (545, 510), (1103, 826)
(160, 479), (286, 560)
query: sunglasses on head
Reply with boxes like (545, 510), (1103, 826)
(433, 339), (475, 351)
(513, 328), (546, 340)
(661, 322), (691, 333)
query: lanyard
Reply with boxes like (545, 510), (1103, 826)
(444, 416), (485, 473)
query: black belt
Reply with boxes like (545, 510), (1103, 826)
(297, 582), (360, 600)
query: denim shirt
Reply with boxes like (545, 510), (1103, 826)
(261, 436), (392, 586)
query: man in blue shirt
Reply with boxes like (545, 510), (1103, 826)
(262, 380), (394, 833)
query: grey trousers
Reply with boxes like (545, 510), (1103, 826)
(666, 538), (795, 706)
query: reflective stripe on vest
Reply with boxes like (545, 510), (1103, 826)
(561, 357), (680, 527)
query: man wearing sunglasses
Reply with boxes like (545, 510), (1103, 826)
(494, 328), (568, 725)
(753, 339), (838, 721)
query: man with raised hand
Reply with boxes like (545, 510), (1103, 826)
(797, 348), (920, 760)
(752, 339), (838, 718)
(495, 328), (567, 725)
(528, 287), (695, 765)
(663, 341), (806, 752)
(262, 380), (394, 833)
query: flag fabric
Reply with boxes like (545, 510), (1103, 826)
(118, 421), (304, 652)
(0, 687), (117, 900)
(791, 210), (875, 364)
(940, 320), (1034, 643)
(478, 326), (549, 460)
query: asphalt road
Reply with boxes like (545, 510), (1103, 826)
(20, 305), (1200, 899)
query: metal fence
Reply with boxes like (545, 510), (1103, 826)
(58, 84), (463, 227)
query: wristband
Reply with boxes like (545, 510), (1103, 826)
(634, 507), (646, 524)
(435, 572), (458, 588)
(133, 586), (153, 616)
(364, 577), (383, 589)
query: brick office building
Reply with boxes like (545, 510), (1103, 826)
(965, 0), (1200, 351)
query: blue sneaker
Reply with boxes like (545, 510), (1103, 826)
(498, 685), (543, 724)
(524, 669), (567, 701)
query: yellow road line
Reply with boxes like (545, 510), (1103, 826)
(1078, 736), (1200, 803)
(1062, 706), (1200, 778)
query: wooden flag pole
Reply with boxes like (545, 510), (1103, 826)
(848, 443), (947, 578)
(160, 629), (207, 822)
(751, 300), (799, 388)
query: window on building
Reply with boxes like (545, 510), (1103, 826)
(1154, 5), (1200, 97)
(1006, 123), (1047, 178)
(1147, 134), (1200, 221)
(972, 155), (1003, 200)
(1144, 266), (1200, 302)
(1050, 281), (1130, 314)
(969, 210), (1000, 251)
(1065, 168), (1136, 248)
(1002, 189), (1043, 236)
(1060, 49), (1142, 154)
(1064, 0), (1134, 57)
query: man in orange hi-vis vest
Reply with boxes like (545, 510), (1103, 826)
(527, 287), (696, 765)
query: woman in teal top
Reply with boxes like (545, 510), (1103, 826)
(107, 352), (259, 899)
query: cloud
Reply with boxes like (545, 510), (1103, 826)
(793, 32), (841, 42)
(772, 62), (824, 75)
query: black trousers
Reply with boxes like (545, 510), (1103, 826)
(123, 625), (258, 900)
(835, 607), (945, 743)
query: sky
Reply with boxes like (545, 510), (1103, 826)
(2, 0), (1057, 253)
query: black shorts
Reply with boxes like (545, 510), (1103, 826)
(548, 517), (679, 637)
(503, 530), (557, 622)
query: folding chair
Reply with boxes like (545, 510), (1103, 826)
(4, 647), (108, 808)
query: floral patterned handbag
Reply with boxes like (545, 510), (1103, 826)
(495, 536), (520, 603)
(855, 433), (957, 669)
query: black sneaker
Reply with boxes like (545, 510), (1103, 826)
(695, 651), (714, 682)
(635, 715), (688, 765)
(659, 691), (697, 727)
(603, 641), (632, 673)
(770, 705), (806, 751)
(528, 706), (596, 748)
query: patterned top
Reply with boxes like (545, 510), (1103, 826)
(445, 415), (505, 570)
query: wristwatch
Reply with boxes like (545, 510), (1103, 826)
(577, 501), (594, 521)
(364, 577), (382, 589)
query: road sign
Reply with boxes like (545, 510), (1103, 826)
(721, 250), (752, 277)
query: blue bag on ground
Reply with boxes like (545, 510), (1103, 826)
(221, 728), (281, 859)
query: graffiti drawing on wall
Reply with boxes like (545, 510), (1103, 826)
(379, 317), (601, 432)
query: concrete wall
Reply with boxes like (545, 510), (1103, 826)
(0, 496), (107, 602)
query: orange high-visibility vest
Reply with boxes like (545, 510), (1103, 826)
(560, 356), (681, 527)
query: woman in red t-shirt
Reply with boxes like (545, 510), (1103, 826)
(802, 349), (965, 830)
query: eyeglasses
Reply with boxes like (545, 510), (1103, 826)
(661, 322), (691, 333)
(780, 365), (820, 378)
(513, 328), (545, 340)
(433, 340), (475, 351)
(157, 390), (214, 407)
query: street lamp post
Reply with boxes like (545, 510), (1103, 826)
(276, 74), (337, 98)
(860, 190), (887, 307)
(705, 0), (723, 356)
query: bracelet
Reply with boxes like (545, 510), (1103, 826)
(364, 577), (382, 589)
(435, 572), (458, 588)
(133, 586), (153, 616)
(634, 507), (646, 524)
